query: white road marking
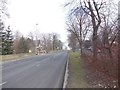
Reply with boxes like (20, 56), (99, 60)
(36, 64), (40, 67)
(0, 82), (7, 86)
(36, 58), (49, 67)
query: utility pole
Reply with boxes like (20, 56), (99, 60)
(35, 23), (38, 55)
(53, 34), (55, 51)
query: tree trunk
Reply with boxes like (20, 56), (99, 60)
(92, 27), (98, 61)
(93, 39), (97, 60)
(78, 40), (83, 57)
(108, 48), (112, 59)
(79, 18), (83, 55)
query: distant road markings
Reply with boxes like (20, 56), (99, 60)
(0, 82), (7, 86)
(36, 58), (50, 67)
(36, 64), (40, 67)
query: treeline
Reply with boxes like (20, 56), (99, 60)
(13, 33), (35, 54)
(66, 0), (118, 60)
(13, 31), (63, 54)
(66, 0), (118, 86)
(0, 23), (63, 55)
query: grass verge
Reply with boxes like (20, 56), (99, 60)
(67, 51), (88, 88)
(0, 53), (34, 62)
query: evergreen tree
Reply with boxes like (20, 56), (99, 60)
(4, 26), (13, 54)
(26, 38), (35, 53)
(0, 21), (5, 55)
(18, 36), (29, 53)
(1, 25), (13, 55)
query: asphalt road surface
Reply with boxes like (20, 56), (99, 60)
(2, 51), (68, 88)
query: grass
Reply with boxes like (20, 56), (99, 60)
(67, 51), (88, 88)
(0, 53), (34, 62)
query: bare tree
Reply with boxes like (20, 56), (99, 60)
(80, 0), (105, 60)
(0, 0), (9, 19)
(65, 0), (118, 87)
(100, 17), (118, 59)
(42, 34), (48, 53)
(68, 32), (77, 51)
(47, 34), (53, 51)
(66, 6), (91, 54)
(52, 33), (58, 50)
(28, 32), (34, 40)
(13, 30), (22, 54)
(35, 33), (63, 54)
(95, 0), (118, 59)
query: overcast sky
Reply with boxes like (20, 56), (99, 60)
(6, 0), (68, 45)
(6, 0), (119, 47)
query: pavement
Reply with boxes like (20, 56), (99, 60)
(2, 50), (68, 88)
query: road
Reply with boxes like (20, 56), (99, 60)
(2, 51), (68, 88)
